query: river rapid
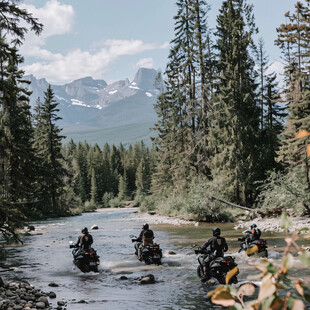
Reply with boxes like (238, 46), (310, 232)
(2, 208), (310, 309)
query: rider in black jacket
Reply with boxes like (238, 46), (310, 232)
(76, 227), (93, 250)
(200, 227), (228, 274)
(239, 223), (261, 245)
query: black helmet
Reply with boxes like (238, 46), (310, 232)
(250, 224), (257, 229)
(142, 223), (149, 230)
(82, 227), (88, 234)
(213, 227), (221, 236)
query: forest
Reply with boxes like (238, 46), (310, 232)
(0, 0), (310, 237)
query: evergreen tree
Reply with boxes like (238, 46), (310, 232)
(118, 172), (129, 201)
(208, 0), (260, 205)
(33, 86), (66, 213)
(0, 40), (36, 205)
(276, 1), (310, 189)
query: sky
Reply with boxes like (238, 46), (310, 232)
(19, 0), (296, 85)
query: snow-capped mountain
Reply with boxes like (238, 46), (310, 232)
(24, 68), (161, 146)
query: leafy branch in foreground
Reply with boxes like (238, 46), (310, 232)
(207, 212), (310, 309)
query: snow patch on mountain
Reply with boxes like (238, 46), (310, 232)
(71, 99), (91, 108)
(129, 85), (140, 90)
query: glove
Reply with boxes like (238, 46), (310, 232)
(194, 250), (200, 254)
(131, 239), (137, 243)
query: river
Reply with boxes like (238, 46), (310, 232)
(2, 208), (310, 309)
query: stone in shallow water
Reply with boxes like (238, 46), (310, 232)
(49, 292), (56, 298)
(91, 224), (99, 230)
(140, 274), (155, 284)
(48, 282), (59, 287)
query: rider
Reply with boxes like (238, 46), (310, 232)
(135, 223), (154, 260)
(76, 227), (94, 250)
(200, 227), (228, 275)
(238, 223), (261, 246)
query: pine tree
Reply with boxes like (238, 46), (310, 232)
(208, 0), (260, 205)
(276, 1), (310, 188)
(0, 41), (36, 204)
(118, 173), (129, 201)
(33, 86), (66, 213)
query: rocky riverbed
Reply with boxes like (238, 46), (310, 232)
(0, 277), (66, 310)
(234, 216), (310, 234)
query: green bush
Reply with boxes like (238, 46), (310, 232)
(256, 169), (310, 215)
(102, 192), (114, 208)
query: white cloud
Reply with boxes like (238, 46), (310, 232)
(135, 57), (154, 69)
(21, 0), (75, 39)
(18, 1), (166, 84)
(22, 41), (163, 84)
(19, 0), (75, 59)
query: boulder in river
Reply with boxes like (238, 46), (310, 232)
(140, 274), (155, 284)
(91, 224), (99, 230)
(48, 282), (59, 287)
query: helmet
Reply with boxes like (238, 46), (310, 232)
(213, 227), (221, 236)
(82, 227), (88, 234)
(142, 223), (149, 230)
(250, 224), (257, 229)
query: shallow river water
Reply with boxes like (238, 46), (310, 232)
(2, 208), (310, 309)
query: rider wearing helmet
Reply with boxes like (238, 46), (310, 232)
(135, 223), (154, 260)
(76, 227), (94, 250)
(239, 223), (261, 243)
(200, 227), (228, 274)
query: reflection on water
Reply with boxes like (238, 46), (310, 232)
(1, 208), (310, 309)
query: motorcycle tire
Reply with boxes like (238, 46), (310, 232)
(197, 265), (205, 279)
(153, 258), (161, 265)
(259, 250), (268, 258)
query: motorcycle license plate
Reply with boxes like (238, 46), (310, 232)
(89, 262), (97, 266)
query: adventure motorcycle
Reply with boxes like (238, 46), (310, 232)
(131, 236), (163, 265)
(195, 248), (239, 285)
(69, 242), (100, 272)
(238, 230), (268, 257)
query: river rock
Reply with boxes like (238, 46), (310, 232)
(57, 301), (65, 306)
(140, 274), (155, 284)
(91, 224), (98, 230)
(119, 276), (128, 280)
(167, 250), (176, 255)
(49, 292), (56, 298)
(35, 301), (46, 309)
(13, 305), (23, 310)
(38, 296), (49, 306)
(28, 226), (35, 231)
(48, 282), (59, 287)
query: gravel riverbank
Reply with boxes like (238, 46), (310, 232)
(234, 216), (310, 234)
(0, 277), (65, 310)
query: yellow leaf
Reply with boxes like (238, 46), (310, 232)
(295, 130), (310, 139)
(225, 266), (239, 284)
(295, 280), (304, 299)
(258, 274), (276, 301)
(211, 289), (236, 307)
(292, 299), (305, 310)
(237, 283), (256, 297)
(282, 253), (294, 274)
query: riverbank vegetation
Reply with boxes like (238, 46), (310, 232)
(1, 0), (310, 240)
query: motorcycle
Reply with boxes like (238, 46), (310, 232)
(238, 230), (268, 257)
(69, 242), (100, 272)
(131, 236), (163, 265)
(195, 248), (239, 285)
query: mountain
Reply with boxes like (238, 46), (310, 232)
(24, 68), (161, 147)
